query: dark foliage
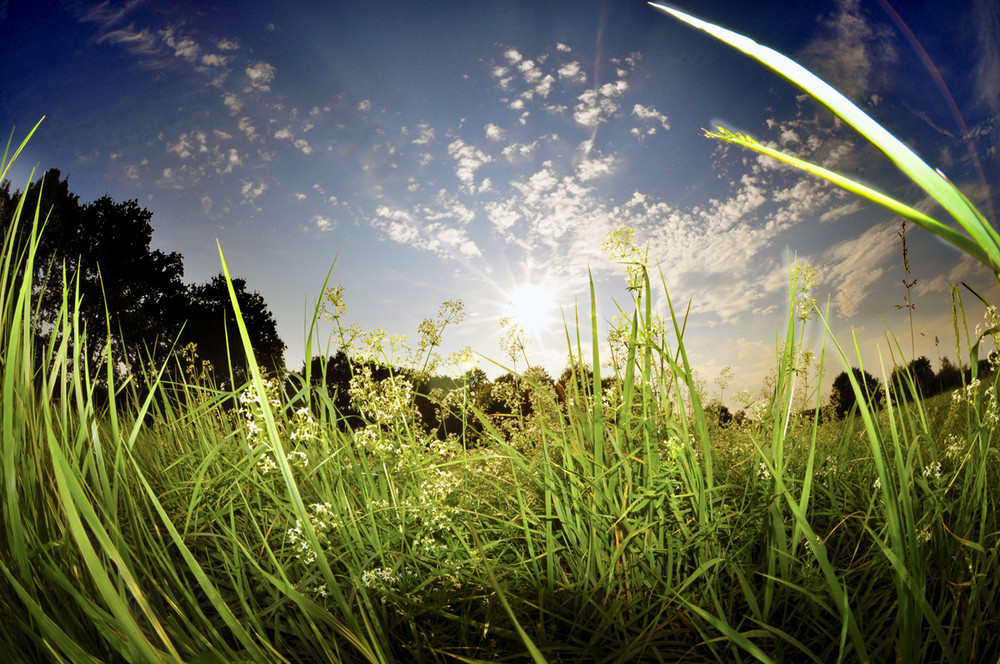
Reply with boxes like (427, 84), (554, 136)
(888, 356), (936, 402)
(830, 367), (883, 419)
(1, 169), (286, 390)
(180, 275), (286, 388)
(704, 401), (733, 426)
(1, 169), (187, 385)
(935, 357), (964, 394)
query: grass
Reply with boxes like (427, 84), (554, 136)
(3, 8), (1000, 662)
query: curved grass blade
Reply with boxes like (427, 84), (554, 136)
(649, 3), (1000, 272)
(707, 127), (991, 268)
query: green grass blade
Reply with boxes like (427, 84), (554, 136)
(706, 127), (990, 267)
(649, 3), (1000, 271)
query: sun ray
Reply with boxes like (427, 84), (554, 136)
(505, 282), (561, 338)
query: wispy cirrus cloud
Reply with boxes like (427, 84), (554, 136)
(972, 0), (1000, 110)
(798, 0), (896, 102)
(818, 222), (897, 317)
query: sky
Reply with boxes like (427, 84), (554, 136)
(2, 0), (999, 407)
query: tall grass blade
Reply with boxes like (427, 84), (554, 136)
(649, 3), (1000, 273)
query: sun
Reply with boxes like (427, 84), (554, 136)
(505, 282), (561, 337)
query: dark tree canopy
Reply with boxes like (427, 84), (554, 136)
(830, 367), (883, 418)
(1, 169), (187, 381)
(181, 275), (286, 387)
(1, 168), (286, 390)
(889, 356), (936, 402)
(935, 357), (964, 394)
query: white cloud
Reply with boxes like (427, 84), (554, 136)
(314, 215), (334, 231)
(173, 39), (199, 61)
(373, 205), (481, 258)
(514, 166), (558, 204)
(819, 200), (865, 223)
(222, 93), (243, 113)
(357, 99), (372, 112)
(518, 59), (542, 83)
(217, 148), (241, 174)
(799, 0), (896, 101)
(448, 139), (492, 191)
(599, 80), (628, 97)
(411, 123), (435, 145)
(532, 74), (555, 98)
(96, 26), (159, 55)
(576, 154), (616, 181)
(157, 167), (176, 188)
(632, 103), (670, 130)
(241, 179), (267, 203)
(504, 49), (522, 64)
(573, 88), (619, 127)
(485, 123), (505, 141)
(217, 38), (239, 51)
(556, 43), (571, 52)
(917, 253), (994, 295)
(201, 53), (227, 67)
(557, 61), (586, 83)
(167, 134), (194, 159)
(294, 193), (307, 201)
(269, 127), (312, 155)
(502, 141), (537, 161)
(820, 222), (897, 317)
(485, 200), (520, 234)
(383, 221), (420, 245)
(160, 27), (199, 61)
(238, 117), (259, 142)
(245, 61), (276, 92)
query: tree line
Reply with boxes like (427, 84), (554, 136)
(829, 354), (994, 419)
(0, 168), (286, 392)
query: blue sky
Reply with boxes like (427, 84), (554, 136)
(3, 0), (999, 405)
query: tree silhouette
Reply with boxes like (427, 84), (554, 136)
(889, 356), (936, 402)
(935, 357), (963, 394)
(1, 169), (187, 384)
(2, 169), (287, 391)
(181, 275), (286, 388)
(830, 368), (883, 418)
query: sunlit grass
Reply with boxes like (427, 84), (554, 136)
(3, 8), (1000, 661)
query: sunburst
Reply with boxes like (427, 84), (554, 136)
(505, 282), (561, 338)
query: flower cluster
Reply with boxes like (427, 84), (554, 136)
(237, 379), (315, 474)
(409, 468), (461, 529)
(349, 366), (416, 424)
(286, 502), (339, 565)
(238, 378), (282, 446)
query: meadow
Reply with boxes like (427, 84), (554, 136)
(2, 8), (1000, 663)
